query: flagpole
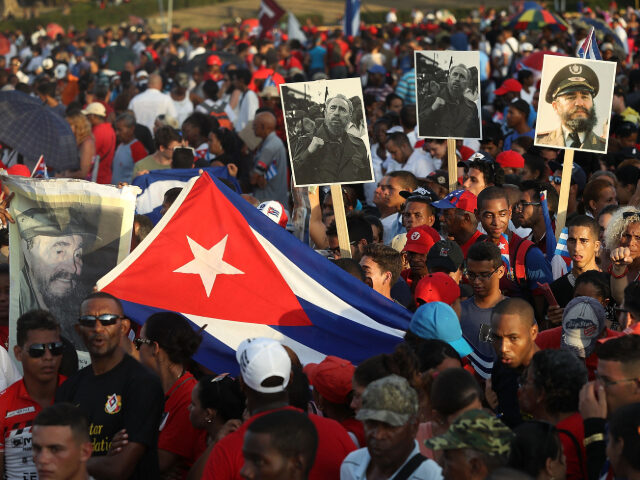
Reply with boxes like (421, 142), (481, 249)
(446, 139), (457, 193)
(555, 149), (574, 241)
(30, 155), (43, 177)
(330, 184), (352, 259)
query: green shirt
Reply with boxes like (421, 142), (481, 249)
(133, 155), (172, 177)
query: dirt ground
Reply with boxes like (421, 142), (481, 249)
(148, 0), (508, 31)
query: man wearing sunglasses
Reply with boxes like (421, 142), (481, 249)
(0, 310), (65, 480)
(56, 292), (164, 480)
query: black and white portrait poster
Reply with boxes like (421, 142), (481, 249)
(281, 78), (374, 187)
(415, 50), (482, 139)
(535, 55), (616, 154)
(3, 176), (139, 361)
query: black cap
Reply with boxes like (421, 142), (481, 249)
(426, 240), (464, 274)
(399, 186), (438, 202)
(545, 62), (599, 103)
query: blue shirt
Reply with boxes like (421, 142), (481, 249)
(503, 129), (535, 150)
(309, 46), (326, 71)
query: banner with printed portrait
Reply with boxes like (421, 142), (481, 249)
(534, 55), (616, 154)
(3, 176), (139, 357)
(281, 78), (374, 187)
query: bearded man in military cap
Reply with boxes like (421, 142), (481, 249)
(17, 207), (96, 345)
(536, 62), (606, 151)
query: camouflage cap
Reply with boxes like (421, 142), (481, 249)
(16, 207), (97, 243)
(355, 374), (418, 427)
(425, 409), (514, 456)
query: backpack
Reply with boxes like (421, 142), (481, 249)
(509, 235), (535, 288)
(199, 100), (233, 130)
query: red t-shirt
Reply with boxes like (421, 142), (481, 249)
(92, 122), (116, 184)
(341, 418), (365, 448)
(0, 376), (66, 479)
(556, 412), (587, 480)
(130, 140), (148, 163)
(460, 230), (483, 257)
(158, 372), (207, 474)
(535, 326), (623, 379)
(202, 406), (355, 480)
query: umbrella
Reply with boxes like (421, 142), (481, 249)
(507, 8), (569, 31)
(518, 50), (567, 72)
(0, 91), (78, 172)
(573, 17), (624, 48)
(0, 34), (9, 56)
(46, 23), (64, 39)
(186, 51), (243, 73)
(104, 45), (137, 72)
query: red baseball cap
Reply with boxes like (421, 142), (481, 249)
(303, 356), (355, 404)
(494, 78), (522, 96)
(7, 165), (30, 177)
(207, 54), (222, 66)
(496, 150), (525, 169)
(414, 272), (461, 305)
(403, 225), (440, 255)
(432, 189), (477, 214)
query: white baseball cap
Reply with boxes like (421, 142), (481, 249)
(257, 201), (288, 228)
(236, 338), (291, 393)
(81, 102), (106, 117)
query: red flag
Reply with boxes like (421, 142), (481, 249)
(258, 0), (285, 37)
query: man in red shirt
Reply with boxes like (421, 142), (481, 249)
(202, 338), (355, 480)
(82, 102), (116, 184)
(0, 310), (65, 479)
(432, 189), (482, 257)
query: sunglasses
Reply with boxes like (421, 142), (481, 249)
(78, 314), (123, 328)
(623, 211), (640, 221)
(28, 341), (64, 358)
(133, 337), (153, 350)
(549, 175), (562, 185)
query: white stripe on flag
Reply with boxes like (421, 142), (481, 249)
(184, 313), (327, 365)
(252, 228), (406, 338)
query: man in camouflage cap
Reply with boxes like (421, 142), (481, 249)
(340, 374), (442, 479)
(17, 207), (97, 345)
(425, 409), (514, 480)
(536, 62), (606, 151)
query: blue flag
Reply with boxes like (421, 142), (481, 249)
(132, 167), (239, 224)
(344, 0), (360, 37)
(97, 173), (408, 373)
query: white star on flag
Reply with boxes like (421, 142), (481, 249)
(174, 235), (244, 297)
(498, 242), (506, 250)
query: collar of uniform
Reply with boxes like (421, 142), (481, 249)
(561, 126), (585, 146)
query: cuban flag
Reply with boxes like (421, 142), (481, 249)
(97, 174), (408, 373)
(132, 166), (238, 224)
(31, 155), (49, 179)
(344, 0), (360, 37)
(577, 27), (602, 60)
(554, 226), (572, 271)
(539, 190), (557, 261)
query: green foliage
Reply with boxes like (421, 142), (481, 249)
(1, 0), (223, 33)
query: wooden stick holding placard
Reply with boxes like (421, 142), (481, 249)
(447, 139), (457, 193)
(330, 184), (351, 259)
(554, 149), (574, 241)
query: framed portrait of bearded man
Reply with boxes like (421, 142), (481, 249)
(281, 78), (374, 187)
(415, 50), (482, 139)
(535, 55), (616, 154)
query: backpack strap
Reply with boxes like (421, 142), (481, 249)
(510, 236), (535, 286)
(391, 453), (427, 480)
(556, 427), (587, 480)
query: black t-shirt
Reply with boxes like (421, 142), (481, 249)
(550, 273), (575, 308)
(56, 354), (164, 480)
(491, 360), (524, 429)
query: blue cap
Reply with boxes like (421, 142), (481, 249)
(368, 64), (386, 75)
(408, 302), (473, 358)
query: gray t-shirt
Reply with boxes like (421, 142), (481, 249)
(460, 297), (496, 379)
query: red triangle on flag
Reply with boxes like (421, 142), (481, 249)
(100, 174), (311, 327)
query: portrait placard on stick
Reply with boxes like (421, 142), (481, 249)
(281, 78), (374, 188)
(535, 55), (616, 154)
(415, 50), (482, 140)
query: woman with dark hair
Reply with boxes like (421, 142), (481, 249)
(198, 127), (252, 191)
(508, 421), (567, 480)
(581, 178), (618, 218)
(517, 350), (587, 480)
(186, 374), (245, 480)
(136, 312), (206, 478)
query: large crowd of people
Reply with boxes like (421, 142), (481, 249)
(0, 1), (640, 479)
